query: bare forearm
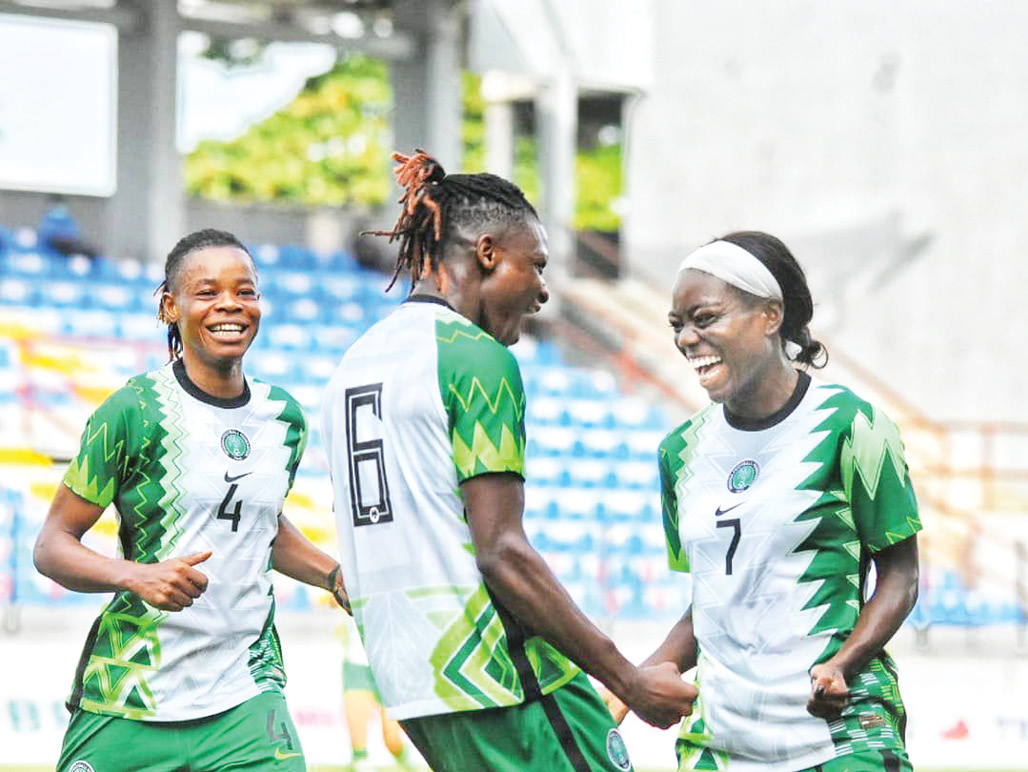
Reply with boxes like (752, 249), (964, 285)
(271, 515), (338, 590)
(478, 535), (634, 697)
(642, 608), (698, 672)
(34, 529), (136, 594)
(826, 540), (919, 679)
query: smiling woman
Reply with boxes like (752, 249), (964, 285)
(605, 231), (923, 772)
(32, 228), (350, 772)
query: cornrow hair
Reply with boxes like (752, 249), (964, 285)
(364, 148), (538, 291)
(155, 228), (255, 362)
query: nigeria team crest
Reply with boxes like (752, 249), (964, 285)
(606, 728), (632, 771)
(727, 459), (759, 492)
(221, 429), (251, 460)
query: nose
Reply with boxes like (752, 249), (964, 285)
(538, 276), (549, 306)
(215, 290), (242, 310)
(676, 324), (699, 351)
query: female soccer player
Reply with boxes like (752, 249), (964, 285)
(34, 228), (349, 772)
(608, 231), (920, 772)
(322, 149), (696, 772)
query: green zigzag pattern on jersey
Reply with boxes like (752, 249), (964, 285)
(268, 385), (307, 489)
(791, 392), (864, 652)
(660, 406), (715, 572)
(63, 422), (125, 509)
(674, 662), (727, 770)
(429, 584), (522, 710)
(247, 600), (287, 690)
(436, 315), (526, 478)
(79, 593), (166, 719)
(149, 369), (190, 562)
(121, 375), (173, 563)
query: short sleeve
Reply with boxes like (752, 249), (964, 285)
(840, 404), (922, 553)
(63, 386), (140, 509)
(437, 318), (526, 483)
(660, 439), (690, 573)
(268, 385), (307, 492)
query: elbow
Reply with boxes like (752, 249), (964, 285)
(475, 533), (530, 589)
(33, 535), (54, 580)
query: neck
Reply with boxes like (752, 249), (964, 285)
(411, 260), (482, 328)
(726, 357), (799, 419)
(180, 352), (245, 400)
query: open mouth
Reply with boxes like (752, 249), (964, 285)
(688, 354), (722, 376)
(207, 322), (247, 339)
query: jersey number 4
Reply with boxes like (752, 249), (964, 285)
(345, 384), (394, 527)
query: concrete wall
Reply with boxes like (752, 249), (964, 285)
(624, 0), (1028, 422)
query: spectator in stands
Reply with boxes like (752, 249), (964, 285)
(603, 231), (921, 771)
(33, 228), (350, 772)
(321, 149), (696, 772)
(38, 197), (99, 259)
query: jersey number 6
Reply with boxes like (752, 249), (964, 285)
(344, 383), (394, 527)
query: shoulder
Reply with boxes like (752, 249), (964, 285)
(435, 313), (521, 382)
(256, 381), (307, 429)
(807, 379), (890, 432)
(659, 404), (717, 459)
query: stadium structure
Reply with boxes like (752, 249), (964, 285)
(1, 1), (1027, 769)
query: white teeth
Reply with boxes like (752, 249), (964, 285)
(688, 355), (722, 370)
(210, 324), (244, 333)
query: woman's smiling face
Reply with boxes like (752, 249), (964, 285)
(668, 268), (782, 413)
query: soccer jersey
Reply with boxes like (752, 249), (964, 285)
(322, 297), (579, 721)
(660, 374), (921, 772)
(63, 360), (306, 721)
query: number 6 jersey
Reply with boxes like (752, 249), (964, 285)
(660, 373), (921, 771)
(322, 297), (578, 721)
(62, 359), (306, 721)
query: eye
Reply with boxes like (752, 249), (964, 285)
(239, 287), (258, 298)
(668, 318), (683, 333)
(196, 288), (217, 298)
(693, 312), (716, 328)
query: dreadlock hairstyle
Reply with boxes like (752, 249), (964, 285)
(364, 149), (539, 291)
(717, 231), (828, 369)
(156, 228), (256, 362)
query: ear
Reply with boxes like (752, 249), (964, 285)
(474, 233), (499, 273)
(762, 300), (784, 337)
(159, 291), (179, 325)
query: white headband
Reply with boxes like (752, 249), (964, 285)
(677, 240), (783, 301)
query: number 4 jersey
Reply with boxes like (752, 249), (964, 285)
(660, 373), (921, 771)
(62, 359), (306, 721)
(322, 297), (579, 721)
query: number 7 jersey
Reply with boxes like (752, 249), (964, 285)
(660, 374), (921, 771)
(322, 297), (579, 721)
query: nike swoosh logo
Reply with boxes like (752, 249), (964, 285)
(715, 503), (742, 517)
(274, 747), (303, 761)
(224, 471), (253, 483)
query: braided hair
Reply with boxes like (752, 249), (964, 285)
(156, 228), (255, 362)
(364, 149), (538, 291)
(720, 231), (829, 368)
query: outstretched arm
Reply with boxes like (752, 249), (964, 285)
(463, 472), (697, 729)
(602, 607), (698, 724)
(34, 483), (211, 611)
(807, 535), (919, 719)
(272, 514), (350, 612)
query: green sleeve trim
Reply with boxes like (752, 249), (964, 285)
(63, 385), (142, 508)
(436, 316), (526, 482)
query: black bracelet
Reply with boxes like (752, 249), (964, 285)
(327, 564), (340, 592)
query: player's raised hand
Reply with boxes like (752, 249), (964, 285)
(625, 661), (697, 729)
(126, 550), (212, 611)
(807, 662), (849, 719)
(597, 685), (630, 725)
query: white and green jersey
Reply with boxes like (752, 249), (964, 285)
(660, 374), (921, 772)
(322, 297), (579, 721)
(63, 360), (306, 722)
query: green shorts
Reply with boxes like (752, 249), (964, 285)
(400, 671), (633, 772)
(343, 659), (380, 697)
(57, 690), (305, 772)
(804, 746), (913, 772)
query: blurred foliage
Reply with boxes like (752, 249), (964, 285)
(185, 54), (393, 207)
(186, 58), (621, 231)
(574, 142), (622, 232)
